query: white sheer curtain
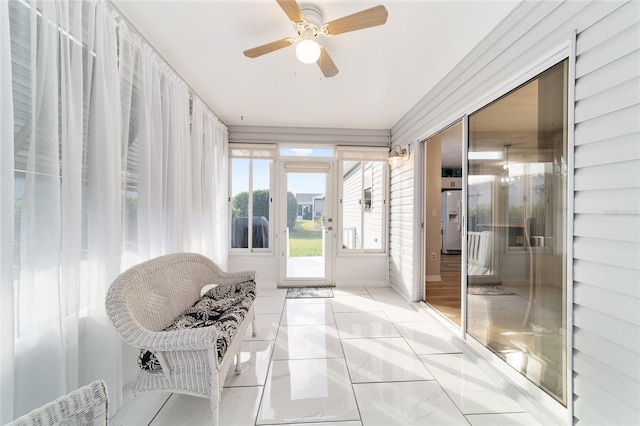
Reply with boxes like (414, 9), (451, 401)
(193, 98), (229, 267)
(0, 0), (16, 421)
(0, 0), (120, 421)
(1, 0), (229, 421)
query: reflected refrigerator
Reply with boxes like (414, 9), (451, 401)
(441, 190), (462, 254)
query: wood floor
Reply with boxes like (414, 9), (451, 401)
(425, 254), (462, 326)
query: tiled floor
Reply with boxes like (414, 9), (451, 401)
(110, 287), (558, 426)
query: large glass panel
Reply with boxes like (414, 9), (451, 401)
(340, 160), (385, 251)
(467, 60), (568, 404)
(286, 172), (326, 279)
(230, 158), (271, 250)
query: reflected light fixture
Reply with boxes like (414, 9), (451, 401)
(389, 145), (409, 167)
(499, 144), (515, 188)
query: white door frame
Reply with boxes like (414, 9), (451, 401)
(278, 162), (334, 287)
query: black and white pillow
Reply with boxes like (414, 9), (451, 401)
(137, 281), (256, 372)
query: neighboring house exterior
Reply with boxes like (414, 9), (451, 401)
(295, 193), (322, 220)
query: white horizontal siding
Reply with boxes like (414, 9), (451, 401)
(387, 0), (639, 423)
(389, 156), (414, 300)
(572, 1), (640, 425)
(228, 125), (390, 146)
(574, 133), (639, 168)
(573, 259), (639, 298)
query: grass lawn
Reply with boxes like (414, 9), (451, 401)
(289, 219), (322, 257)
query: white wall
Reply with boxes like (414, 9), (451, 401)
(388, 1), (639, 424)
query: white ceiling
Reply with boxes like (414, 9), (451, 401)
(111, 0), (520, 130)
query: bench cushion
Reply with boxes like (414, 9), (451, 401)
(138, 281), (256, 372)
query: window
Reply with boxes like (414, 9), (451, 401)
(280, 147), (334, 158)
(337, 147), (388, 252)
(230, 145), (275, 251)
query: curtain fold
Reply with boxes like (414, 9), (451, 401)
(0, 0), (15, 423)
(1, 0), (228, 420)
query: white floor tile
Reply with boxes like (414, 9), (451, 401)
(367, 290), (425, 322)
(256, 359), (360, 425)
(342, 338), (434, 383)
(257, 288), (287, 297)
(255, 296), (285, 314)
(333, 287), (370, 296)
(330, 295), (382, 313)
(334, 311), (401, 339)
(420, 353), (525, 414)
(286, 297), (332, 304)
(466, 412), (543, 425)
(149, 393), (212, 425)
(394, 321), (462, 355)
(224, 340), (273, 387)
(262, 422), (362, 426)
(150, 388), (263, 426)
(273, 324), (344, 360)
(354, 381), (468, 426)
(281, 301), (335, 325)
(110, 392), (171, 426)
(219, 387), (263, 426)
(245, 313), (281, 341)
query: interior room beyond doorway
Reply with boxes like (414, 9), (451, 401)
(424, 121), (463, 326)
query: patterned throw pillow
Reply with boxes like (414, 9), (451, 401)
(137, 281), (256, 373)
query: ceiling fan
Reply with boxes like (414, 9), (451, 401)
(243, 0), (388, 78)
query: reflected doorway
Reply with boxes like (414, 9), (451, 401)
(424, 121), (463, 326)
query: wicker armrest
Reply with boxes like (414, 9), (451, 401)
(125, 324), (220, 352)
(8, 380), (108, 426)
(212, 270), (255, 286)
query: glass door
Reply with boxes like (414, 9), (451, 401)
(466, 60), (568, 404)
(279, 163), (333, 286)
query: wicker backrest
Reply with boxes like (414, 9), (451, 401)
(105, 253), (221, 333)
(8, 380), (108, 426)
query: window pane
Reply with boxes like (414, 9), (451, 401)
(231, 158), (249, 248)
(342, 161), (362, 249)
(230, 158), (271, 250)
(280, 147), (334, 157)
(251, 159), (270, 249)
(363, 162), (383, 250)
(467, 60), (568, 404)
(341, 160), (385, 251)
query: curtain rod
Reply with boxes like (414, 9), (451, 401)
(107, 0), (226, 127)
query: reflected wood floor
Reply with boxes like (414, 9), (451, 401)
(426, 254), (462, 326)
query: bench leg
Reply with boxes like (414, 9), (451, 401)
(251, 312), (257, 337)
(235, 352), (242, 374)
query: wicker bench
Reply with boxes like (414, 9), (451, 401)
(105, 253), (256, 425)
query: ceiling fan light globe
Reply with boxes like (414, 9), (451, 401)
(296, 39), (321, 64)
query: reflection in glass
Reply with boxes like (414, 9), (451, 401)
(467, 60), (568, 404)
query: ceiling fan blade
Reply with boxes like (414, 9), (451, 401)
(323, 5), (388, 36)
(243, 38), (294, 58)
(317, 47), (339, 78)
(276, 0), (304, 23)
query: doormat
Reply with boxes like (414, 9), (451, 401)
(468, 285), (516, 296)
(286, 287), (334, 299)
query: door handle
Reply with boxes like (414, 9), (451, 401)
(326, 227), (333, 231)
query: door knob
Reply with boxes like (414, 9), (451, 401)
(326, 227), (333, 231)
